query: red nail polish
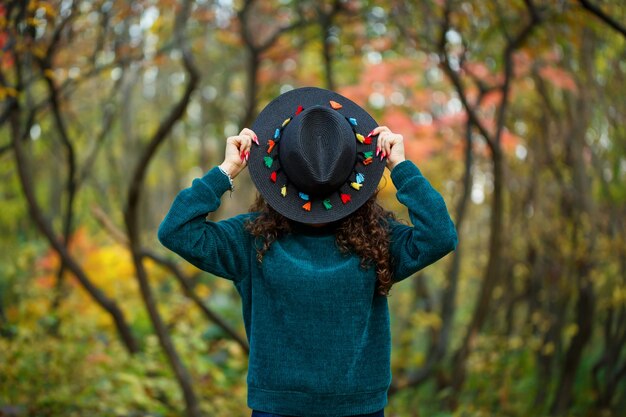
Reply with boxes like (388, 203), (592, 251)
(245, 151), (250, 161)
(368, 129), (375, 137)
(376, 147), (380, 156)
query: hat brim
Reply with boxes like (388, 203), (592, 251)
(249, 87), (386, 224)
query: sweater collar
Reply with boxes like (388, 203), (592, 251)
(289, 219), (342, 236)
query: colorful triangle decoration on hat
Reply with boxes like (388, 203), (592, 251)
(329, 100), (342, 109)
(267, 140), (276, 154)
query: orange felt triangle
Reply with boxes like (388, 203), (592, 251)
(329, 100), (343, 110)
(302, 201), (311, 211)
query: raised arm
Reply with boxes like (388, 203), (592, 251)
(388, 160), (458, 281)
(374, 126), (458, 283)
(157, 128), (258, 282)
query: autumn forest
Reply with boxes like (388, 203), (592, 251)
(1, 0), (625, 416)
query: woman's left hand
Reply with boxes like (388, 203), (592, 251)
(372, 126), (406, 171)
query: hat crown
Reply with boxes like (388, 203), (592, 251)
(279, 106), (356, 197)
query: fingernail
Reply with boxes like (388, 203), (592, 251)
(376, 147), (380, 156)
(380, 152), (386, 161)
(253, 135), (259, 145)
(367, 129), (375, 137)
(241, 152), (245, 161)
(245, 151), (250, 161)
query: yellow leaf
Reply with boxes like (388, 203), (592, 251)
(40, 2), (57, 18)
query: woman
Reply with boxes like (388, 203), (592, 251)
(158, 87), (458, 417)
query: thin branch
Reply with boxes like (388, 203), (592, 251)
(5, 14), (139, 353)
(437, 1), (495, 150)
(237, 0), (314, 126)
(34, 3), (84, 324)
(317, 0), (344, 90)
(76, 71), (124, 185)
(578, 0), (626, 39)
(493, 0), (541, 144)
(390, 94), (481, 395)
(91, 204), (250, 353)
(142, 250), (251, 353)
(123, 0), (202, 415)
(10, 99), (139, 355)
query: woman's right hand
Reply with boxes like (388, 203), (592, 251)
(219, 128), (257, 179)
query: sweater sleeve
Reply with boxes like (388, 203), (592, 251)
(388, 160), (458, 282)
(157, 166), (254, 283)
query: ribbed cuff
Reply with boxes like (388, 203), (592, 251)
(198, 166), (232, 197)
(390, 159), (422, 187)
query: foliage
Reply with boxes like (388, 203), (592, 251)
(1, 0), (626, 416)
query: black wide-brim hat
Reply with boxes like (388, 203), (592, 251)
(249, 87), (386, 224)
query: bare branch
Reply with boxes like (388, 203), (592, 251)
(494, 0), (541, 143)
(5, 14), (139, 353)
(578, 0), (626, 39)
(437, 1), (495, 149)
(10, 102), (139, 355)
(237, 0), (314, 126)
(91, 204), (250, 354)
(122, 0), (202, 414)
(142, 250), (251, 354)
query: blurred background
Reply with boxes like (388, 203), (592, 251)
(1, 0), (625, 416)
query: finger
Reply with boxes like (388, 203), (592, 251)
(240, 128), (256, 161)
(376, 131), (387, 157)
(371, 125), (391, 137)
(232, 134), (251, 162)
(378, 132), (389, 160)
(240, 134), (252, 162)
(373, 126), (391, 157)
(240, 128), (256, 140)
(240, 128), (258, 145)
(227, 135), (245, 161)
(383, 133), (394, 158)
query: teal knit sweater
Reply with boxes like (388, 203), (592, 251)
(157, 160), (458, 417)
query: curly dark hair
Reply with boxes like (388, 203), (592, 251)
(244, 193), (398, 297)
